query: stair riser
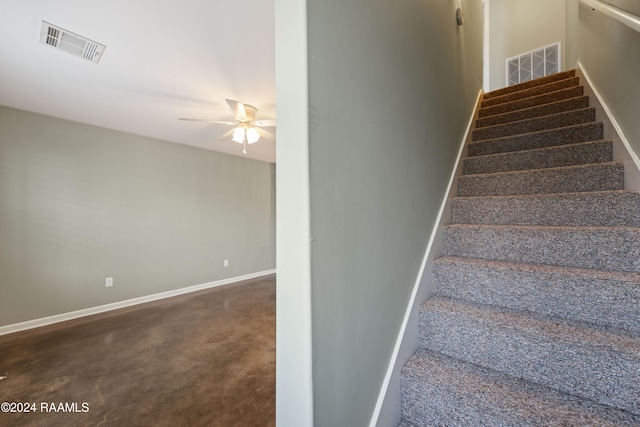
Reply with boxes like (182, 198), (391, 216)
(433, 257), (640, 334)
(481, 77), (580, 108)
(472, 108), (596, 142)
(479, 86), (585, 118)
(458, 163), (624, 197)
(483, 70), (576, 100)
(443, 225), (640, 273)
(468, 123), (603, 157)
(420, 302), (640, 414)
(403, 70), (640, 425)
(451, 191), (640, 227)
(476, 96), (590, 128)
(463, 140), (612, 175)
(401, 350), (639, 427)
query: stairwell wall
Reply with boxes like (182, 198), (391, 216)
(303, 0), (483, 425)
(488, 0), (568, 91)
(0, 106), (276, 327)
(574, 1), (640, 161)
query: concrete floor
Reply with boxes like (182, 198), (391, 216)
(0, 275), (275, 427)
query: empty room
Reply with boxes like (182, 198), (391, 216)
(0, 1), (276, 425)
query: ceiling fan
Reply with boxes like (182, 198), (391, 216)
(179, 99), (276, 154)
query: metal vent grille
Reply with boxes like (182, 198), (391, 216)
(506, 42), (560, 86)
(45, 26), (60, 46)
(39, 21), (106, 64)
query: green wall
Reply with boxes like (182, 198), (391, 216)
(304, 0), (483, 425)
(577, 1), (640, 159)
(0, 106), (275, 327)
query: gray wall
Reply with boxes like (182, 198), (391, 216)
(0, 106), (276, 326)
(566, 0), (581, 69)
(305, 0), (483, 425)
(576, 1), (640, 157)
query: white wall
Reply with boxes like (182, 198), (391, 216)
(489, 0), (567, 90)
(274, 0), (314, 424)
(0, 106), (276, 327)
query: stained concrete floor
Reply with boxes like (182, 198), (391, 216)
(0, 275), (276, 427)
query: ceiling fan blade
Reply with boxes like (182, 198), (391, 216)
(217, 128), (237, 141)
(254, 119), (277, 127)
(256, 127), (276, 141)
(179, 118), (235, 125)
(226, 99), (247, 122)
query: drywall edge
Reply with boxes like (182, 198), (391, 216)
(274, 0), (314, 424)
(0, 269), (276, 336)
(369, 89), (483, 427)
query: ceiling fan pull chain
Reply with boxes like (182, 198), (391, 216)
(243, 137), (247, 154)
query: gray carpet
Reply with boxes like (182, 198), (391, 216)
(450, 190), (640, 227)
(481, 76), (580, 108)
(472, 107), (596, 141)
(475, 96), (590, 128)
(400, 70), (640, 426)
(467, 122), (604, 157)
(463, 140), (613, 175)
(479, 85), (585, 118)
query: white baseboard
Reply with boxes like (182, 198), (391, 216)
(0, 269), (276, 337)
(368, 89), (483, 427)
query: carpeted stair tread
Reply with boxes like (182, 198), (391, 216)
(472, 107), (596, 142)
(397, 419), (417, 427)
(476, 96), (590, 128)
(481, 77), (580, 108)
(463, 140), (612, 175)
(483, 70), (576, 100)
(458, 162), (624, 197)
(433, 256), (640, 334)
(401, 70), (640, 425)
(479, 85), (585, 118)
(467, 122), (603, 157)
(450, 190), (640, 227)
(401, 349), (640, 427)
(443, 224), (640, 273)
(420, 297), (640, 414)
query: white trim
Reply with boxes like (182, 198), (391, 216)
(578, 61), (640, 172)
(580, 0), (640, 33)
(368, 88), (483, 427)
(275, 0), (314, 424)
(483, 0), (490, 92)
(0, 270), (276, 337)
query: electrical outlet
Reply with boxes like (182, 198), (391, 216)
(105, 277), (113, 288)
(224, 260), (229, 267)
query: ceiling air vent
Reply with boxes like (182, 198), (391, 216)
(39, 21), (106, 64)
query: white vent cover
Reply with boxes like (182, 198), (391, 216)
(506, 42), (560, 86)
(39, 21), (105, 64)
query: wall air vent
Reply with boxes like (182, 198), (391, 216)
(506, 42), (560, 86)
(39, 21), (106, 64)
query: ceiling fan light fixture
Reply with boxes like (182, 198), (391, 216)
(246, 127), (260, 144)
(232, 127), (245, 143)
(180, 99), (275, 154)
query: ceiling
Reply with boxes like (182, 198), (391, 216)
(0, 0), (276, 163)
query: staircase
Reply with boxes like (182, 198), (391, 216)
(400, 70), (640, 426)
